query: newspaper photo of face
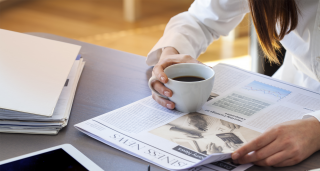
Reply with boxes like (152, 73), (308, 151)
(149, 113), (261, 155)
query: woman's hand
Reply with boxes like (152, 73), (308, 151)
(151, 47), (201, 109)
(232, 117), (320, 167)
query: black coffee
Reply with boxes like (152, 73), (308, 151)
(172, 76), (205, 82)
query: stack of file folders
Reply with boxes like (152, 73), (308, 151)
(0, 56), (85, 135)
(0, 29), (84, 135)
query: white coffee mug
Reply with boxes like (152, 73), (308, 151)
(148, 63), (215, 113)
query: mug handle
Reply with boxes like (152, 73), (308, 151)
(148, 76), (169, 99)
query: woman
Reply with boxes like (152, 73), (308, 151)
(147, 0), (320, 167)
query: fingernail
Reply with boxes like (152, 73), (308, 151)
(164, 91), (170, 97)
(167, 103), (174, 109)
(232, 152), (239, 160)
(161, 77), (165, 82)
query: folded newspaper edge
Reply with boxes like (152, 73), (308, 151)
(76, 126), (252, 171)
(75, 63), (320, 170)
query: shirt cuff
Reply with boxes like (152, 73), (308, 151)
(302, 110), (320, 122)
(146, 32), (197, 66)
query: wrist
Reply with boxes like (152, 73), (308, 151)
(306, 117), (320, 150)
(162, 47), (179, 56)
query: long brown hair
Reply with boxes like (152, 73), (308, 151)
(248, 0), (299, 64)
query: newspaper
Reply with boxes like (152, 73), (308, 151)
(75, 63), (320, 170)
(200, 64), (320, 132)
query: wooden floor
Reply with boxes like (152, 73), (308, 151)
(0, 0), (250, 65)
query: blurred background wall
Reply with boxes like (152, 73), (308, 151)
(0, 0), (251, 70)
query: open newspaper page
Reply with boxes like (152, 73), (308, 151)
(75, 63), (320, 170)
(201, 64), (320, 133)
(74, 96), (253, 171)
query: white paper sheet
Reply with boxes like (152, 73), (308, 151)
(0, 59), (85, 135)
(0, 29), (81, 116)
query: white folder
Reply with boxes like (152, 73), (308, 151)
(0, 29), (81, 116)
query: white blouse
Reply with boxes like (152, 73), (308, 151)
(147, 0), (320, 121)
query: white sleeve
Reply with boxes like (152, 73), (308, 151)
(302, 111), (320, 122)
(146, 0), (250, 66)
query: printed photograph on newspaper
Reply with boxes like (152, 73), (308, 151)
(149, 112), (261, 155)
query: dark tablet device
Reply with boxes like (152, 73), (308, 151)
(0, 144), (103, 171)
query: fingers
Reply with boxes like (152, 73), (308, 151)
(153, 66), (168, 84)
(247, 148), (303, 167)
(152, 92), (175, 109)
(232, 130), (277, 160)
(151, 53), (203, 109)
(273, 158), (301, 167)
(153, 54), (202, 84)
(152, 80), (172, 97)
(237, 139), (283, 164)
(253, 151), (293, 167)
(151, 76), (174, 110)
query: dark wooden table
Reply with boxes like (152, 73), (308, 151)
(0, 33), (319, 171)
